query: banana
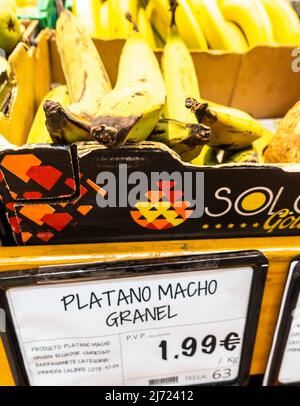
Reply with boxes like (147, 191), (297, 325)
(27, 85), (70, 144)
(252, 129), (273, 163)
(186, 98), (266, 151)
(137, 7), (157, 49)
(224, 21), (248, 52)
(224, 148), (259, 164)
(182, 145), (218, 165)
(220, 0), (274, 47)
(44, 8), (112, 144)
(261, 0), (300, 45)
(162, 3), (200, 123)
(149, 118), (210, 147)
(187, 0), (235, 51)
(89, 18), (166, 146)
(108, 0), (129, 39)
(153, 28), (165, 48)
(72, 0), (101, 38)
(150, 0), (208, 49)
(119, 0), (139, 24)
(161, 1), (209, 148)
(99, 1), (111, 40)
(200, 98), (252, 120)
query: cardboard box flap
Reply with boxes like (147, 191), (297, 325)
(231, 45), (300, 118)
(0, 144), (79, 202)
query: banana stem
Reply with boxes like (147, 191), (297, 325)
(169, 0), (179, 28)
(91, 115), (141, 147)
(150, 119), (211, 147)
(187, 124), (211, 146)
(125, 12), (139, 32)
(185, 98), (212, 123)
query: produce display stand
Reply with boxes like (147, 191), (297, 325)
(0, 236), (299, 386)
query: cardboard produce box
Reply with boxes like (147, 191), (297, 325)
(1, 30), (300, 246)
(50, 37), (300, 119)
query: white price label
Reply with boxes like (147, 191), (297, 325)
(278, 294), (300, 384)
(7, 267), (253, 386)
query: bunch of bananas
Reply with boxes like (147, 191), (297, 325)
(72, 0), (300, 51)
(26, 1), (273, 166)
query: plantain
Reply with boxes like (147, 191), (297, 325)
(253, 130), (273, 163)
(159, 1), (210, 158)
(44, 6), (112, 144)
(89, 14), (166, 146)
(224, 148), (259, 164)
(149, 118), (210, 148)
(27, 85), (70, 144)
(183, 145), (218, 166)
(186, 98), (268, 151)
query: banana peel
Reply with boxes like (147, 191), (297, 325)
(149, 118), (210, 147)
(27, 85), (70, 144)
(186, 98), (266, 151)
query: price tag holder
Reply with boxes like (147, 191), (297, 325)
(264, 257), (300, 386)
(0, 251), (267, 386)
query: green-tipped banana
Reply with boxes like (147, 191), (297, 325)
(184, 145), (218, 166)
(224, 148), (259, 164)
(253, 130), (274, 163)
(149, 118), (210, 148)
(186, 98), (266, 151)
(223, 129), (273, 164)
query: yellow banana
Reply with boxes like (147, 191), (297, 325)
(44, 8), (112, 144)
(161, 1), (209, 152)
(27, 85), (70, 144)
(119, 0), (139, 23)
(187, 0), (234, 50)
(261, 0), (300, 45)
(72, 0), (101, 38)
(150, 0), (208, 49)
(99, 1), (111, 40)
(220, 0), (274, 47)
(186, 98), (267, 151)
(182, 145), (218, 165)
(108, 0), (129, 38)
(149, 118), (210, 148)
(200, 98), (252, 120)
(252, 129), (273, 163)
(224, 21), (248, 52)
(162, 5), (200, 124)
(137, 7), (157, 49)
(90, 21), (166, 146)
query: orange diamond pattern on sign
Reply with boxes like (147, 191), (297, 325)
(77, 205), (93, 216)
(0, 154), (41, 183)
(19, 205), (55, 226)
(37, 232), (54, 242)
(130, 181), (194, 230)
(21, 232), (32, 243)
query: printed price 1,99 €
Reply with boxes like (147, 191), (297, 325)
(158, 332), (241, 360)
